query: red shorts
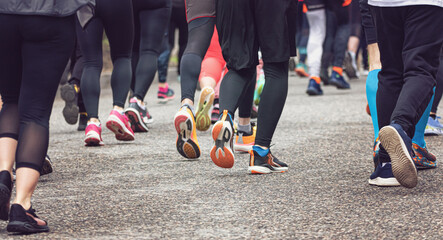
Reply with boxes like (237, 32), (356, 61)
(199, 28), (227, 84)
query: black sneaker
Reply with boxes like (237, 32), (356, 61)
(60, 83), (80, 125)
(248, 150), (288, 174)
(77, 112), (88, 131)
(40, 155), (53, 176)
(125, 97), (149, 132)
(0, 170), (12, 221)
(7, 204), (49, 233)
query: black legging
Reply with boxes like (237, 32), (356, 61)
(431, 51), (443, 114)
(220, 62), (288, 147)
(321, 6), (351, 69)
(0, 14), (75, 172)
(68, 40), (86, 113)
(169, 2), (188, 75)
(77, 0), (134, 119)
(180, 17), (215, 102)
(131, 0), (171, 102)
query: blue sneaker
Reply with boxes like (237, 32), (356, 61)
(424, 116), (443, 136)
(329, 71), (350, 89)
(379, 123), (418, 188)
(368, 162), (400, 187)
(306, 79), (323, 96)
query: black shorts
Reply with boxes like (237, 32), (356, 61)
(216, 0), (297, 70)
(185, 0), (216, 23)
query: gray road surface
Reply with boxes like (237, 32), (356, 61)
(1, 71), (442, 239)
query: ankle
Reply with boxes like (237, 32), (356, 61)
(113, 106), (124, 112)
(88, 118), (100, 124)
(253, 145), (269, 157)
(12, 201), (31, 211)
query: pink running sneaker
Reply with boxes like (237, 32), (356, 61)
(106, 110), (135, 141)
(84, 122), (104, 146)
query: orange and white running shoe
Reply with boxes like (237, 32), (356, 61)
(234, 125), (256, 152)
(210, 110), (235, 168)
(174, 105), (201, 159)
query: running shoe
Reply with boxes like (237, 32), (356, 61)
(379, 123), (417, 188)
(84, 122), (104, 146)
(106, 110), (135, 141)
(424, 116), (443, 136)
(295, 62), (309, 77)
(195, 87), (215, 131)
(248, 149), (288, 174)
(60, 83), (80, 125)
(174, 105), (201, 159)
(125, 97), (149, 132)
(40, 155), (53, 176)
(210, 110), (235, 168)
(157, 84), (175, 103)
(77, 112), (88, 131)
(412, 143), (437, 169)
(306, 78), (323, 96)
(329, 70), (350, 89)
(234, 126), (256, 152)
(0, 170), (12, 221)
(7, 204), (49, 233)
(373, 138), (380, 169)
(343, 51), (359, 79)
(211, 99), (220, 124)
(368, 162), (401, 187)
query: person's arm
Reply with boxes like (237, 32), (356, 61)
(360, 0), (381, 70)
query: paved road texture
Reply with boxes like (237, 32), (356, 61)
(1, 72), (441, 239)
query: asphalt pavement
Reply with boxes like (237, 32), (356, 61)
(1, 71), (442, 239)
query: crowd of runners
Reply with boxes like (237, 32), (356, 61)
(0, 0), (442, 235)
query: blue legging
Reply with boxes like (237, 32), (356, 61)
(366, 69), (434, 148)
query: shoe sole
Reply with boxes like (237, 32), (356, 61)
(7, 221), (49, 233)
(174, 112), (200, 159)
(234, 143), (253, 152)
(295, 68), (309, 77)
(125, 108), (149, 133)
(248, 166), (272, 174)
(195, 88), (214, 132)
(379, 126), (418, 188)
(0, 184), (11, 221)
(272, 166), (288, 173)
(60, 84), (79, 125)
(306, 88), (323, 96)
(210, 121), (234, 168)
(329, 80), (350, 89)
(424, 126), (442, 136)
(84, 131), (104, 147)
(368, 177), (401, 187)
(106, 115), (135, 141)
(157, 96), (174, 104)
